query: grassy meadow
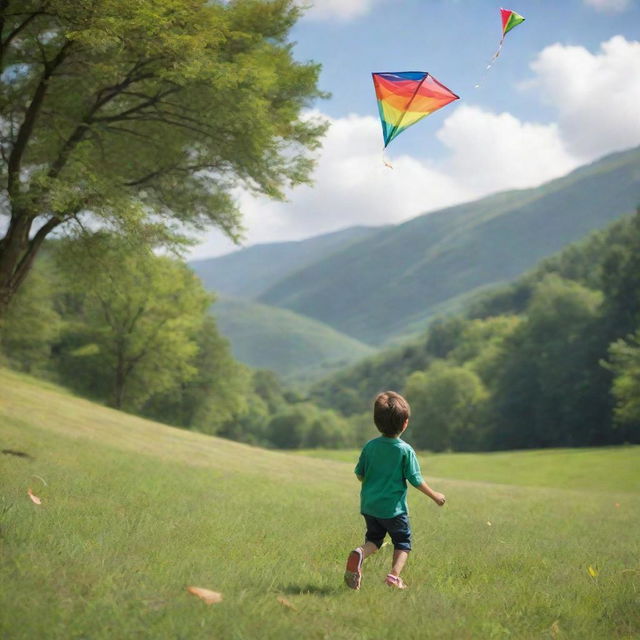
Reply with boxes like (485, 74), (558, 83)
(1, 368), (639, 639)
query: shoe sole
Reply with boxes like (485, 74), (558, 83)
(344, 550), (362, 590)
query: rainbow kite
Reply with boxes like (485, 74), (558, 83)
(372, 71), (459, 149)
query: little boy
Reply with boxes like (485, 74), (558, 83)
(344, 391), (445, 590)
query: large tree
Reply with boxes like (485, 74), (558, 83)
(55, 232), (213, 409)
(0, 0), (325, 315)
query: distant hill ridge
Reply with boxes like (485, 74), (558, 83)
(191, 145), (640, 376)
(190, 225), (383, 299)
(212, 296), (374, 383)
(258, 146), (640, 344)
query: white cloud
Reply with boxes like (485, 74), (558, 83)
(190, 106), (576, 259)
(190, 36), (640, 259)
(190, 112), (473, 258)
(583, 0), (632, 12)
(528, 36), (640, 159)
(298, 0), (383, 21)
(437, 106), (579, 194)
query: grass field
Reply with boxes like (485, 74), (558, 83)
(1, 368), (639, 639)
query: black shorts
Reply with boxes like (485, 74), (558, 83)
(363, 512), (411, 551)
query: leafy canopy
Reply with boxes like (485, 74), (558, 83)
(0, 0), (326, 311)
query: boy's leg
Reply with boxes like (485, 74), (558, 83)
(345, 517), (384, 590)
(390, 550), (409, 577)
(384, 513), (411, 588)
(344, 541), (379, 589)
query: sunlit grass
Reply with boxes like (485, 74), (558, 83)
(1, 369), (639, 639)
(295, 447), (640, 493)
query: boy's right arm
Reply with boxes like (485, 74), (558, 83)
(415, 480), (446, 506)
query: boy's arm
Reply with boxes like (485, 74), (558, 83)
(415, 480), (446, 506)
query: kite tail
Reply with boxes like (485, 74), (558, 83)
(475, 36), (505, 89)
(382, 150), (393, 169)
(487, 36), (505, 69)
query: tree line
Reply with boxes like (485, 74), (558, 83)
(0, 232), (372, 449)
(4, 209), (639, 452)
(311, 210), (640, 451)
(3, 210), (639, 451)
(0, 0), (362, 449)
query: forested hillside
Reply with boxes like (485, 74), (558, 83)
(310, 210), (640, 451)
(0, 235), (364, 450)
(260, 146), (640, 344)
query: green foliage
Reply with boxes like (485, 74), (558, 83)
(54, 233), (211, 410)
(317, 210), (640, 451)
(266, 402), (351, 449)
(141, 316), (251, 434)
(489, 275), (604, 449)
(310, 340), (434, 416)
(0, 261), (61, 373)
(606, 331), (640, 433)
(0, 0), (326, 313)
(405, 361), (488, 452)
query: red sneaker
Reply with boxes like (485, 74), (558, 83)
(344, 548), (363, 590)
(384, 573), (408, 589)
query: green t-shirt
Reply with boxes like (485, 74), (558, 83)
(354, 436), (424, 519)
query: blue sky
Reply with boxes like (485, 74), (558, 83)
(192, 0), (640, 258)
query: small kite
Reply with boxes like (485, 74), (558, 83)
(476, 8), (525, 88)
(491, 9), (525, 70)
(372, 71), (459, 155)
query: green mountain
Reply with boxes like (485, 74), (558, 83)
(190, 225), (382, 298)
(211, 296), (374, 383)
(310, 208), (640, 423)
(259, 146), (640, 344)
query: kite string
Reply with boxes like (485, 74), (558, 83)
(475, 35), (505, 89)
(488, 35), (506, 70)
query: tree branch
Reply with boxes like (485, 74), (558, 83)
(7, 38), (71, 197)
(46, 72), (171, 181)
(0, 4), (50, 72)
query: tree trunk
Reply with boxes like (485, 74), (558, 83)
(113, 355), (126, 409)
(0, 214), (32, 320)
(0, 213), (62, 321)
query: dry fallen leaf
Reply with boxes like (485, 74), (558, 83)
(587, 566), (599, 578)
(187, 586), (223, 605)
(27, 488), (42, 505)
(614, 503), (621, 508)
(550, 619), (561, 638)
(486, 521), (492, 526)
(277, 596), (297, 611)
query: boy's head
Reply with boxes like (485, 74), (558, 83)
(373, 391), (410, 437)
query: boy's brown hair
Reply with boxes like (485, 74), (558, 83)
(373, 391), (411, 437)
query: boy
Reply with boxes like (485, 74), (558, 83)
(344, 391), (445, 590)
